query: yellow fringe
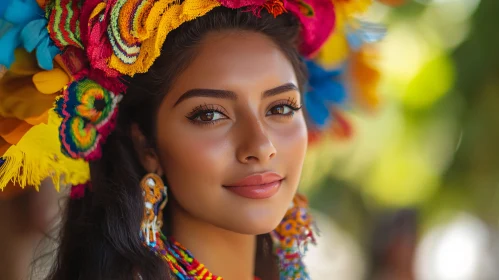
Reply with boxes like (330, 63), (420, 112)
(0, 110), (90, 191)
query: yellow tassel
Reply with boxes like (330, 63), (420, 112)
(0, 110), (90, 191)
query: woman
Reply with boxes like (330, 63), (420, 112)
(54, 8), (313, 280)
(0, 0), (384, 279)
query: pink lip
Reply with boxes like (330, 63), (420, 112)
(224, 172), (284, 199)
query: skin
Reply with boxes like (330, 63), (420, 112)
(133, 30), (308, 279)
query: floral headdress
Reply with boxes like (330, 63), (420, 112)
(0, 0), (400, 277)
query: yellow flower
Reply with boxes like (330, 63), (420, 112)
(316, 27), (350, 66)
(317, 0), (373, 66)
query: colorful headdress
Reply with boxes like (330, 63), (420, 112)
(0, 0), (399, 193)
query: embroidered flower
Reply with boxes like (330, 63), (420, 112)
(263, 0), (287, 17)
(55, 78), (122, 160)
(303, 60), (347, 128)
(0, 0), (60, 70)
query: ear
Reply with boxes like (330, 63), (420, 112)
(130, 123), (164, 176)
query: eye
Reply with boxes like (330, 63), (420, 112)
(267, 105), (294, 116)
(186, 104), (229, 126)
(193, 111), (226, 122)
(266, 98), (302, 117)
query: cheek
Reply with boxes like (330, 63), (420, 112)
(273, 116), (308, 178)
(156, 123), (233, 197)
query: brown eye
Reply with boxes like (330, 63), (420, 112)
(191, 111), (226, 122)
(267, 105), (294, 116)
(200, 111), (214, 121)
(272, 106), (285, 115)
(187, 104), (229, 125)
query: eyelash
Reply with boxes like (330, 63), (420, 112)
(186, 104), (229, 126)
(267, 98), (302, 118)
(186, 98), (302, 126)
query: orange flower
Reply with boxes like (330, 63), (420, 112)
(347, 46), (381, 112)
(263, 0), (287, 17)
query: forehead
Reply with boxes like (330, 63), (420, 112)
(169, 30), (298, 97)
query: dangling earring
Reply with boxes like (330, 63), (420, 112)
(140, 173), (168, 249)
(271, 193), (317, 279)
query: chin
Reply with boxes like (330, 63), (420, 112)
(223, 222), (281, 236)
(216, 207), (288, 236)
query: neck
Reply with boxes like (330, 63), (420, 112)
(169, 202), (256, 280)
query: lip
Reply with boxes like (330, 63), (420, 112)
(224, 172), (284, 199)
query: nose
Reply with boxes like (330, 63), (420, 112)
(236, 115), (276, 164)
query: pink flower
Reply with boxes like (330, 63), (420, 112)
(286, 0), (336, 57)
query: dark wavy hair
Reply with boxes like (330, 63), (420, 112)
(47, 7), (307, 280)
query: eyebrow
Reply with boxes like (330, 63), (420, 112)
(262, 83), (299, 98)
(174, 89), (236, 106)
(174, 83), (299, 107)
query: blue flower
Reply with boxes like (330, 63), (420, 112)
(303, 60), (348, 128)
(0, 0), (60, 70)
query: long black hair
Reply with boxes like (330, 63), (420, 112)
(47, 7), (307, 280)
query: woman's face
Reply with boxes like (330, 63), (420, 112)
(154, 31), (308, 234)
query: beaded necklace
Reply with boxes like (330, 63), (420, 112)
(148, 234), (263, 280)
(163, 236), (221, 280)
(141, 195), (313, 280)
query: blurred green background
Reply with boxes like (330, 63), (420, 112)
(302, 0), (499, 279)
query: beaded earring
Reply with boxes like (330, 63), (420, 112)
(140, 173), (168, 248)
(271, 193), (317, 279)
